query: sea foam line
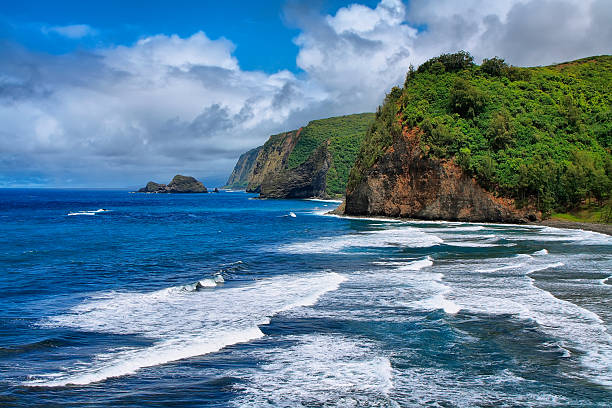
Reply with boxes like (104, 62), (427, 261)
(25, 272), (346, 387)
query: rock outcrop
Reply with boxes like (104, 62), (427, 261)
(345, 129), (539, 223)
(139, 181), (167, 193)
(246, 129), (302, 193)
(137, 175), (208, 193)
(260, 141), (332, 199)
(224, 146), (262, 189)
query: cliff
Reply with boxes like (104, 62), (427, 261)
(246, 129), (302, 193)
(138, 175), (207, 193)
(260, 141), (332, 199)
(344, 53), (612, 221)
(229, 113), (374, 198)
(224, 146), (262, 189)
(345, 128), (537, 222)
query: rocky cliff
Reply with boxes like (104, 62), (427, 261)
(138, 175), (208, 193)
(224, 146), (262, 189)
(343, 53), (611, 222)
(246, 129), (302, 193)
(260, 141), (332, 199)
(345, 128), (538, 222)
(229, 113), (374, 198)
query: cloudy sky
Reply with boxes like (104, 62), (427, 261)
(1, 0), (610, 188)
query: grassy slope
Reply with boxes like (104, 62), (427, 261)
(286, 113), (375, 196)
(348, 54), (612, 215)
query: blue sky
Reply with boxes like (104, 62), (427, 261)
(1, 0), (378, 73)
(0, 0), (610, 188)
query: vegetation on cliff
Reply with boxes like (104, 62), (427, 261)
(348, 53), (612, 216)
(286, 113), (375, 196)
(230, 113), (374, 197)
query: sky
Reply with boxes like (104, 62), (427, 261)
(0, 0), (610, 188)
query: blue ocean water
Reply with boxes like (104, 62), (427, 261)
(0, 189), (611, 407)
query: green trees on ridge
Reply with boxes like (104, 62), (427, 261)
(349, 52), (612, 216)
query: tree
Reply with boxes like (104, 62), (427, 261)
(418, 51), (474, 73)
(481, 57), (508, 76)
(488, 110), (514, 150)
(450, 78), (486, 119)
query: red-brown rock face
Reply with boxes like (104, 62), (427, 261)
(345, 129), (539, 223)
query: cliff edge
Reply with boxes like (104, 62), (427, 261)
(345, 128), (538, 222)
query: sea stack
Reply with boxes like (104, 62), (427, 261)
(137, 175), (208, 193)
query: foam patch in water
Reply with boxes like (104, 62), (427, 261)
(278, 227), (443, 254)
(231, 334), (398, 407)
(25, 272), (346, 386)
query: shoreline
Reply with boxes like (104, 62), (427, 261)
(535, 219), (612, 236)
(324, 206), (611, 236)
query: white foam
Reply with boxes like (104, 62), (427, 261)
(374, 256), (433, 271)
(231, 334), (398, 407)
(506, 226), (612, 245)
(197, 278), (217, 288)
(526, 262), (565, 274)
(26, 272), (346, 387)
(397, 256), (434, 271)
(439, 255), (612, 387)
(67, 209), (109, 216)
(305, 198), (343, 203)
(278, 227), (443, 254)
(533, 249), (549, 256)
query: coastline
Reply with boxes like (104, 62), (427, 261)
(535, 219), (612, 236)
(326, 204), (611, 236)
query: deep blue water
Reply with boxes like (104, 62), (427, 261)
(1, 189), (611, 407)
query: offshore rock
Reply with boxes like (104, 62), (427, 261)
(138, 181), (167, 193)
(137, 175), (208, 193)
(260, 141), (332, 199)
(345, 129), (539, 223)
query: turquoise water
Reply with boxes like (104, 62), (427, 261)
(1, 189), (611, 406)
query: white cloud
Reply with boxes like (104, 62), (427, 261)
(1, 0), (611, 187)
(43, 24), (98, 39)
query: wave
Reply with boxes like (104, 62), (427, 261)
(446, 255), (612, 387)
(25, 272), (346, 387)
(526, 262), (564, 274)
(278, 227), (443, 254)
(67, 209), (109, 216)
(231, 334), (398, 407)
(304, 198), (343, 203)
(505, 226), (612, 245)
(373, 256), (433, 271)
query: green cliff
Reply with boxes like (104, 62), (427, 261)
(345, 53), (612, 221)
(229, 113), (374, 198)
(224, 146), (262, 189)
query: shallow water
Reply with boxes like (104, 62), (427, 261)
(0, 189), (610, 406)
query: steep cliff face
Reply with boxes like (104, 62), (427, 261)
(246, 129), (302, 193)
(345, 129), (538, 222)
(224, 146), (262, 189)
(260, 141), (332, 199)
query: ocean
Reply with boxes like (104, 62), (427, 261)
(0, 189), (611, 407)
